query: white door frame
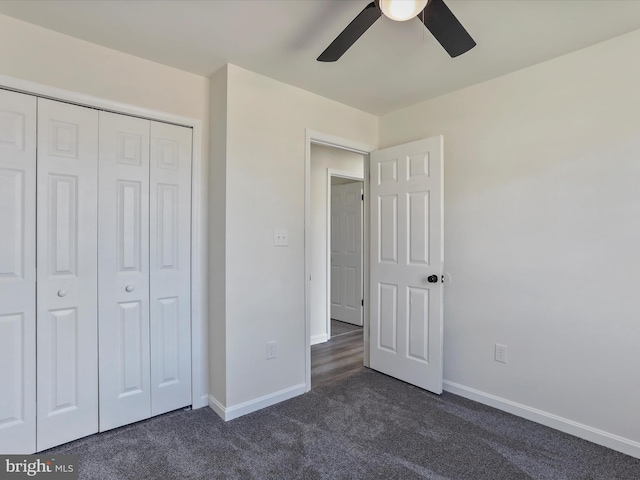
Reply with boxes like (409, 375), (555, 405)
(0, 74), (208, 410)
(326, 170), (364, 338)
(304, 129), (376, 392)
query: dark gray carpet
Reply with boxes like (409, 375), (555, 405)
(47, 369), (640, 479)
(331, 318), (362, 337)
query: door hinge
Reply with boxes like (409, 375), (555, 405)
(361, 193), (364, 201)
(361, 299), (364, 306)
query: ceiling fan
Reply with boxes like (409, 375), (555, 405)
(317, 0), (476, 62)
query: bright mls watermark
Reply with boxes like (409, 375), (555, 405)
(0, 456), (77, 479)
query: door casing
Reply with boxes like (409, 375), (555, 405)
(305, 130), (376, 391)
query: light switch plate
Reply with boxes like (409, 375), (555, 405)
(274, 229), (288, 246)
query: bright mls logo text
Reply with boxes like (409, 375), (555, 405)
(3, 457), (75, 477)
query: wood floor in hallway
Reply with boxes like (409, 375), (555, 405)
(311, 329), (364, 388)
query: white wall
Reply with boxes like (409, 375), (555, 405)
(208, 66), (228, 403)
(216, 65), (377, 410)
(0, 13), (211, 404)
(379, 29), (640, 455)
(0, 15), (208, 121)
(310, 144), (364, 344)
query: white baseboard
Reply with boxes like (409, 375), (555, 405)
(208, 394), (226, 420)
(208, 383), (306, 422)
(311, 333), (328, 345)
(443, 380), (640, 460)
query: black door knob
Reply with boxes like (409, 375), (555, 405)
(427, 275), (438, 283)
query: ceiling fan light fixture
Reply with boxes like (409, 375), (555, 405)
(379, 0), (429, 22)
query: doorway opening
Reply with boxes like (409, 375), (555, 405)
(305, 134), (374, 390)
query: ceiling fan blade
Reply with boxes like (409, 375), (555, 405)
(421, 0), (476, 58)
(317, 2), (381, 62)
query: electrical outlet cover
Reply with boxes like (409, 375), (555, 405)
(273, 229), (288, 246)
(266, 341), (277, 359)
(495, 344), (507, 363)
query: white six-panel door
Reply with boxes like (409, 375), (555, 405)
(98, 112), (151, 431)
(0, 90), (37, 454)
(36, 98), (99, 450)
(330, 181), (363, 326)
(369, 136), (444, 393)
(149, 121), (192, 416)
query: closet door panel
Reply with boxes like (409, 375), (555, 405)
(98, 112), (151, 431)
(0, 89), (36, 454)
(37, 98), (99, 451)
(150, 122), (192, 415)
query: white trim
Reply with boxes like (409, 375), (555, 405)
(306, 129), (375, 155)
(305, 129), (376, 392)
(207, 394), (226, 420)
(208, 384), (306, 422)
(326, 169), (366, 182)
(443, 380), (640, 460)
(0, 74), (195, 127)
(0, 74), (207, 410)
(326, 169), (365, 341)
(189, 116), (207, 409)
(311, 333), (328, 346)
(362, 159), (371, 368)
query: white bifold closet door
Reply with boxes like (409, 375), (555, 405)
(98, 112), (151, 431)
(149, 121), (192, 416)
(0, 89), (37, 454)
(0, 92), (192, 450)
(36, 98), (99, 451)
(98, 114), (192, 429)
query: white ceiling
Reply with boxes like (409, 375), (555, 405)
(1, 0), (640, 114)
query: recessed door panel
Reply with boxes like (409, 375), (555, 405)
(408, 191), (430, 266)
(118, 301), (144, 396)
(379, 195), (398, 264)
(98, 111), (151, 432)
(370, 137), (443, 393)
(49, 175), (78, 276)
(0, 110), (25, 150)
(330, 266), (341, 306)
(118, 181), (142, 272)
(150, 121), (192, 416)
(157, 184), (178, 270)
(378, 283), (398, 352)
(330, 213), (341, 254)
(37, 98), (99, 451)
(345, 267), (357, 309)
(407, 287), (429, 362)
(48, 121), (79, 159)
(0, 89), (36, 454)
(48, 308), (79, 414)
(0, 314), (26, 426)
(408, 153), (430, 180)
(158, 297), (180, 387)
(117, 132), (143, 166)
(378, 158), (398, 185)
(345, 212), (357, 254)
(0, 169), (24, 279)
(156, 138), (179, 169)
